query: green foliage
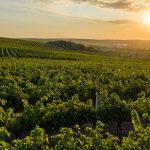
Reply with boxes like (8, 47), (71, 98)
(121, 110), (150, 150)
(131, 110), (142, 130)
(51, 121), (119, 150)
(0, 51), (150, 149)
(12, 125), (49, 150)
(0, 127), (10, 140)
(98, 93), (131, 124)
(47, 40), (96, 53)
(41, 95), (95, 131)
(0, 127), (10, 150)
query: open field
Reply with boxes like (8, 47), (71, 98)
(0, 37), (98, 61)
(0, 38), (150, 149)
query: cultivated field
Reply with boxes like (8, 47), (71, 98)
(0, 38), (149, 149)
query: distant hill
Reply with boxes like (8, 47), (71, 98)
(23, 38), (150, 50)
(46, 40), (98, 53)
(45, 39), (150, 59)
(0, 37), (95, 60)
(22, 38), (150, 59)
(2, 37), (150, 60)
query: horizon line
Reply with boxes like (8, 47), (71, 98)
(1, 36), (150, 41)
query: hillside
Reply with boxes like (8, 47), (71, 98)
(24, 38), (150, 59)
(2, 37), (150, 60)
(0, 37), (96, 60)
(0, 37), (56, 58)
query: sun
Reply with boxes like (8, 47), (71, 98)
(144, 14), (150, 25)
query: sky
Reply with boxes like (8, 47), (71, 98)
(1, 0), (150, 39)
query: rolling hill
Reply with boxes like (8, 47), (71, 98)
(24, 38), (150, 59)
(2, 37), (150, 60)
(0, 37), (96, 60)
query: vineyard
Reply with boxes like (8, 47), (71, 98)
(0, 37), (51, 58)
(0, 38), (95, 60)
(0, 38), (150, 149)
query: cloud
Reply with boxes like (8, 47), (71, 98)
(32, 0), (150, 12)
(84, 18), (138, 24)
(35, 8), (136, 25)
(82, 0), (132, 10)
(30, 0), (140, 24)
(105, 20), (136, 24)
(81, 0), (150, 11)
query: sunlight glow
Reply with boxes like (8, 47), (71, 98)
(144, 14), (150, 25)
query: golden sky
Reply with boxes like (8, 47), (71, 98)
(1, 0), (150, 39)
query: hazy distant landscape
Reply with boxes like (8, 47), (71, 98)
(23, 38), (150, 59)
(1, 37), (150, 59)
